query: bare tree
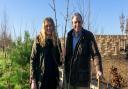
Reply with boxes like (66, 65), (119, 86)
(0, 10), (12, 55)
(120, 13), (125, 35)
(49, 0), (58, 35)
(49, 0), (71, 89)
(49, 0), (62, 54)
(125, 17), (128, 35)
(63, 0), (70, 48)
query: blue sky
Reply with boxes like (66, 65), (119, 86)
(0, 0), (128, 39)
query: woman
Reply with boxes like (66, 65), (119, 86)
(30, 17), (62, 89)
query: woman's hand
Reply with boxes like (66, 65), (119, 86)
(96, 70), (102, 79)
(31, 80), (37, 89)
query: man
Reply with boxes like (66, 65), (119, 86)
(64, 12), (103, 89)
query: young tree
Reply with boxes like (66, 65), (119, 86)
(120, 13), (125, 35)
(125, 18), (128, 35)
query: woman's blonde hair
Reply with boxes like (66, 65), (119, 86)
(37, 17), (57, 46)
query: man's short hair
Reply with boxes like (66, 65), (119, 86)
(72, 12), (83, 23)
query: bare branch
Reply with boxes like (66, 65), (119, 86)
(48, 3), (55, 12)
(64, 0), (70, 48)
(49, 0), (61, 56)
(12, 24), (17, 40)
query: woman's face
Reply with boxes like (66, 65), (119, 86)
(44, 20), (54, 35)
(72, 16), (82, 33)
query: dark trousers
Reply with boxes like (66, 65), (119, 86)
(40, 76), (58, 89)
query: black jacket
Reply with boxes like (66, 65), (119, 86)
(30, 37), (62, 89)
(64, 28), (102, 87)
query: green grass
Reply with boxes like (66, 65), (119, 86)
(0, 51), (4, 59)
(0, 51), (5, 71)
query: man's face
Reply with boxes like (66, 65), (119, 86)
(72, 16), (83, 32)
